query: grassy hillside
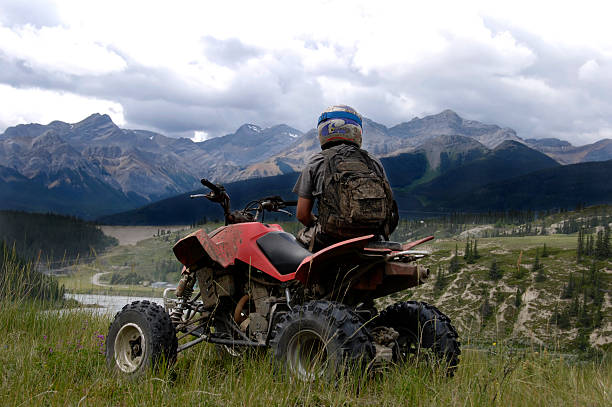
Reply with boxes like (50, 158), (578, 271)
(1, 206), (611, 405)
(0, 300), (610, 406)
(385, 206), (612, 352)
(0, 242), (65, 302)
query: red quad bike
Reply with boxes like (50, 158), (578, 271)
(106, 179), (460, 379)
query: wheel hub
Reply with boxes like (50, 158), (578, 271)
(287, 329), (328, 381)
(114, 323), (146, 373)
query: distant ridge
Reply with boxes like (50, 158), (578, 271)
(98, 147), (607, 226)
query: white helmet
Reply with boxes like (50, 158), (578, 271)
(317, 105), (363, 149)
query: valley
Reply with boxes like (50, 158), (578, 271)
(48, 206), (612, 352)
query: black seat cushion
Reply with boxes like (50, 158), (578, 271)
(256, 231), (312, 275)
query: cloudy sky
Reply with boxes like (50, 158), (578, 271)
(1, 0), (612, 145)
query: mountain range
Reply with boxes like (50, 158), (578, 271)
(99, 140), (612, 225)
(1, 110), (611, 219)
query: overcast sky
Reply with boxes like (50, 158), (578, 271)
(1, 0), (612, 145)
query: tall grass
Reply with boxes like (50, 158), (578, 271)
(0, 241), (64, 302)
(0, 300), (609, 406)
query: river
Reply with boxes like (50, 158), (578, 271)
(65, 293), (164, 315)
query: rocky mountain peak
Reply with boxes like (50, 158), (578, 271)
(67, 113), (120, 143)
(72, 113), (117, 133)
(78, 113), (114, 126)
(436, 109), (462, 122)
(235, 123), (262, 136)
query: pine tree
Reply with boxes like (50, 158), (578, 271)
(473, 239), (480, 259)
(578, 290), (591, 328)
(449, 244), (460, 273)
(569, 296), (580, 317)
(535, 266), (546, 282)
(514, 287), (522, 307)
(577, 229), (584, 261)
(533, 248), (542, 272)
(595, 230), (605, 259)
(480, 297), (493, 320)
(434, 266), (447, 294)
(561, 273), (575, 299)
(464, 240), (471, 260)
(555, 307), (570, 329)
(488, 260), (502, 280)
(574, 330), (590, 351)
(594, 307), (603, 328)
(603, 225), (611, 258)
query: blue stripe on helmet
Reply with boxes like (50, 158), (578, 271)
(317, 111), (362, 127)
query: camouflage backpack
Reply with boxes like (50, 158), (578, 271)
(318, 147), (396, 239)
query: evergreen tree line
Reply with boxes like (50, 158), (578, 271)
(463, 239), (480, 264)
(551, 262), (606, 350)
(0, 210), (118, 263)
(390, 205), (612, 241)
(576, 226), (611, 261)
(557, 215), (612, 235)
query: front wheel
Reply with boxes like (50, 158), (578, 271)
(374, 301), (460, 376)
(106, 300), (178, 375)
(270, 300), (373, 381)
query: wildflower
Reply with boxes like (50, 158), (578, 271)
(49, 348), (53, 354)
(43, 335), (47, 340)
(492, 342), (496, 346)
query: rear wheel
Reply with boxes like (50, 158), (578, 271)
(374, 301), (460, 376)
(271, 300), (373, 381)
(106, 300), (178, 376)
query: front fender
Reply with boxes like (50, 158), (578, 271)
(173, 229), (233, 268)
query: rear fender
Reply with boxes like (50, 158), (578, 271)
(294, 235), (374, 285)
(402, 235), (434, 250)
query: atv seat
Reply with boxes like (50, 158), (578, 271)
(256, 231), (312, 275)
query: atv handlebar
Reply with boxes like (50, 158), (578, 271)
(196, 179), (295, 224)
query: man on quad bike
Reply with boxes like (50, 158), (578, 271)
(105, 106), (460, 381)
(294, 105), (398, 251)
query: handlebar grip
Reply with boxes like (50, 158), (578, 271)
(200, 178), (220, 193)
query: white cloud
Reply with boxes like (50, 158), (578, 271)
(0, 84), (125, 128)
(191, 130), (209, 142)
(1, 0), (612, 145)
(0, 24), (126, 76)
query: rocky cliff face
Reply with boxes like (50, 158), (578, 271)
(526, 138), (612, 164)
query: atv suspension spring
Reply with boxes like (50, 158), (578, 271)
(170, 300), (187, 326)
(171, 272), (197, 326)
